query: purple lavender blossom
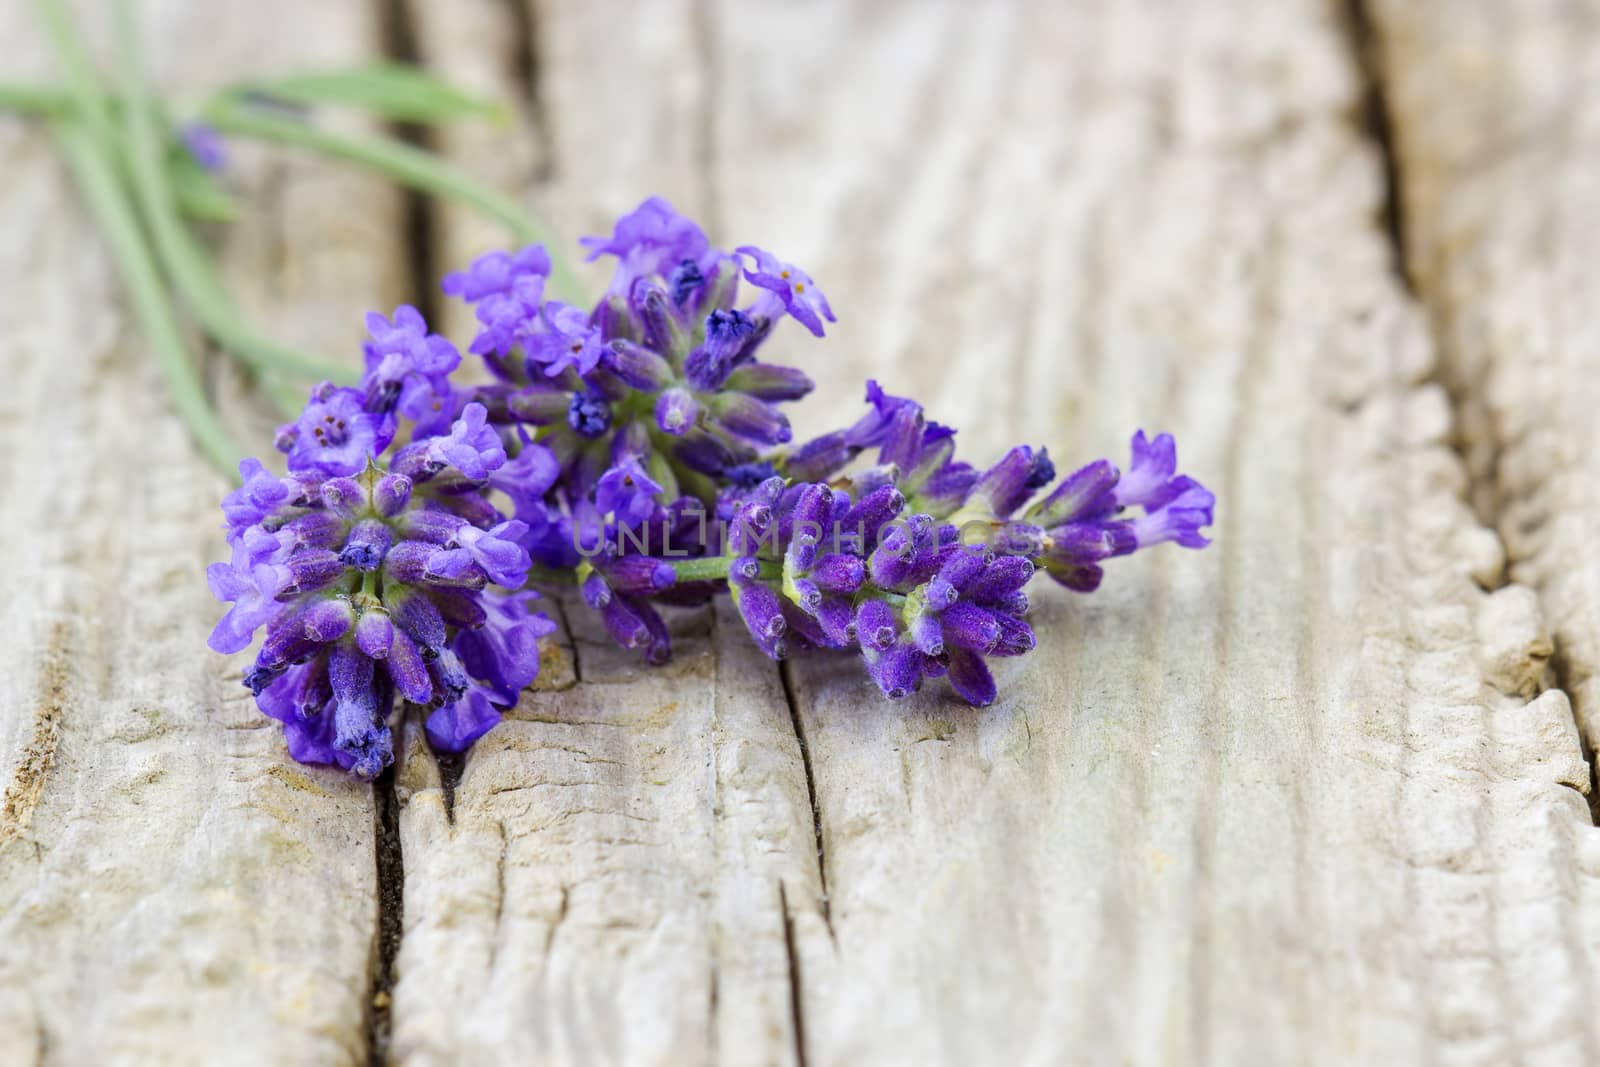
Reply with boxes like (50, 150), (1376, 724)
(735, 246), (836, 337)
(212, 198), (1216, 779)
(207, 380), (557, 780)
(180, 122), (226, 172)
(361, 305), (460, 418)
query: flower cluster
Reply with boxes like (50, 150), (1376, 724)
(208, 196), (1213, 779)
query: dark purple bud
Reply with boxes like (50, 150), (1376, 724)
(712, 394), (791, 445)
(567, 393), (612, 438)
(811, 553), (864, 593)
(674, 429), (739, 475)
(604, 339), (676, 390)
(703, 307), (756, 360)
(398, 508), (468, 545)
(879, 409), (926, 474)
(937, 546), (989, 592)
(946, 647), (997, 707)
(669, 258), (705, 305)
(373, 473), (413, 517)
(1024, 447), (1056, 489)
(256, 608), (320, 668)
(970, 446), (1040, 518)
(390, 591), (447, 651)
(785, 483), (832, 571)
(507, 389), (573, 426)
(855, 600), (898, 651)
(427, 590), (487, 630)
(243, 662), (286, 695)
(940, 602), (1003, 652)
(1039, 522), (1133, 569)
(1026, 458), (1119, 528)
(600, 594), (651, 650)
(355, 608), (395, 660)
(967, 555), (1035, 601)
(812, 595), (854, 646)
(607, 556), (677, 594)
(423, 548), (488, 589)
(993, 522), (1046, 558)
(580, 572), (612, 610)
(281, 550), (345, 598)
(277, 510), (344, 551)
(838, 486), (905, 553)
(389, 442), (439, 482)
(655, 388), (699, 436)
(734, 580), (788, 659)
(994, 590), (1029, 616)
(919, 464), (980, 515)
(426, 648), (471, 706)
(991, 614), (1037, 657)
(594, 293), (640, 344)
(788, 577), (823, 612)
(385, 630), (433, 703)
(782, 431), (855, 483)
(634, 280), (690, 358)
(340, 519), (392, 571)
(320, 477), (365, 516)
(722, 362), (814, 401)
(1041, 560), (1104, 593)
(302, 597), (356, 644)
(329, 645), (393, 779)
(866, 644), (923, 701)
(922, 577), (960, 611)
(638, 601), (674, 664)
(909, 611), (944, 656)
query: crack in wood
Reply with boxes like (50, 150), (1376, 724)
(1344, 0), (1599, 832)
(366, 766), (406, 1067)
(779, 661), (833, 941)
(0, 621), (67, 855)
(435, 748), (465, 825)
(508, 0), (554, 184)
(778, 881), (810, 1067)
(1339, 0), (1412, 295)
(380, 0), (438, 317)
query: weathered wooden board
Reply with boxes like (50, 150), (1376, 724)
(1370, 0), (1600, 777)
(0, 2), (398, 1063)
(386, 2), (1600, 1066)
(5, 0), (1600, 1065)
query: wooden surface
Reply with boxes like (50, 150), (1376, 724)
(2, 1), (1599, 1065)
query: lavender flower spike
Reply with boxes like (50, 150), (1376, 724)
(211, 198), (1215, 779)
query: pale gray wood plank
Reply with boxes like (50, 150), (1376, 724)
(0, 2), (405, 1063)
(390, 4), (815, 1063)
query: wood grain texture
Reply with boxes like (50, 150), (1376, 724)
(387, 1), (1600, 1065)
(5, 0), (1600, 1065)
(0, 2), (400, 1064)
(1369, 0), (1600, 770)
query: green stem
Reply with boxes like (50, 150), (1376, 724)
(0, 78), (590, 306)
(34, 0), (116, 149)
(663, 556), (735, 583)
(55, 121), (241, 478)
(112, 1), (355, 385)
(201, 99), (587, 304)
(0, 81), (70, 115)
(526, 563), (577, 587)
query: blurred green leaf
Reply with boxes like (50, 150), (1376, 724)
(168, 146), (237, 221)
(226, 62), (507, 125)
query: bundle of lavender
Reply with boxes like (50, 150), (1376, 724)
(207, 198), (1214, 779)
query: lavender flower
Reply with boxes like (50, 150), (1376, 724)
(210, 197), (1215, 779)
(207, 386), (556, 780)
(179, 122), (226, 172)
